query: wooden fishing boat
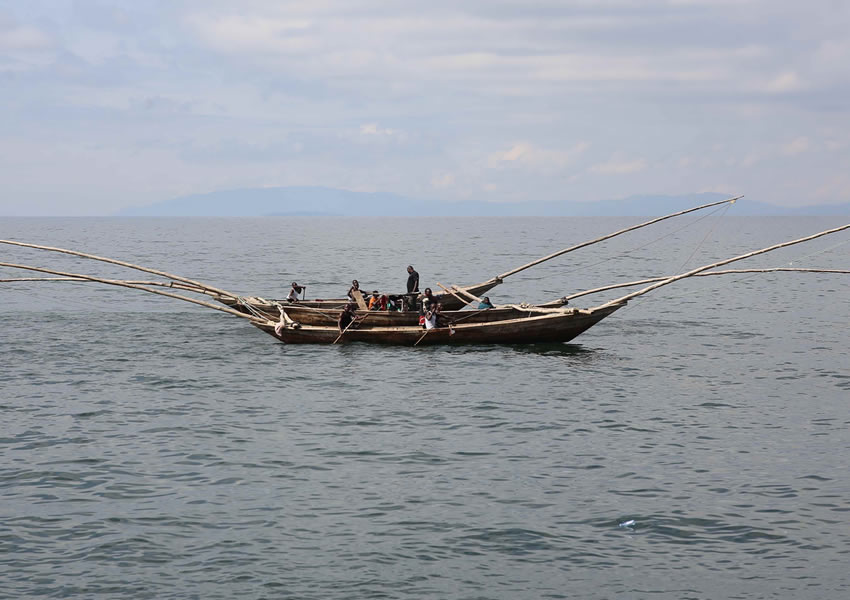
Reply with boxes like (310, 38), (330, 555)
(2, 196), (745, 327)
(255, 213), (849, 345)
(3, 199), (847, 348)
(256, 304), (625, 345)
(219, 196), (743, 317)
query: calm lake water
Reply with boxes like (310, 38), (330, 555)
(2, 216), (849, 599)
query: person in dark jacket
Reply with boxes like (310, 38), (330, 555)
(338, 303), (359, 332)
(406, 265), (419, 293)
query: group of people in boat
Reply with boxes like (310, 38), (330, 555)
(346, 279), (406, 311)
(340, 283), (451, 332)
(284, 265), (493, 333)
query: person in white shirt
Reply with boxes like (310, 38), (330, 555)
(286, 282), (303, 303)
(424, 302), (445, 329)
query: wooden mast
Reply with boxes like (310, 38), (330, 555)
(592, 223), (850, 310)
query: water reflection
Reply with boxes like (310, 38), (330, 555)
(508, 342), (593, 357)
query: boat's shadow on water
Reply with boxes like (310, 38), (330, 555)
(505, 342), (593, 357)
(288, 341), (597, 358)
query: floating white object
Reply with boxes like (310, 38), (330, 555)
(619, 520), (636, 528)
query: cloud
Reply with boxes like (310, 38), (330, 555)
(431, 173), (455, 188)
(814, 173), (850, 202)
(0, 16), (54, 72)
(740, 152), (764, 168)
(764, 71), (805, 93)
(360, 123), (396, 136)
(487, 141), (589, 171)
(0, 23), (51, 51)
(1, 0), (849, 214)
(781, 137), (811, 156)
(187, 14), (317, 55)
(589, 157), (647, 175)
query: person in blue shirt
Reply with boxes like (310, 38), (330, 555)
(478, 296), (494, 309)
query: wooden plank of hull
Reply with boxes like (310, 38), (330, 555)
(254, 304), (623, 345)
(268, 304), (539, 327)
(350, 289), (368, 311)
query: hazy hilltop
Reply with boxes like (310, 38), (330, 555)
(117, 187), (850, 217)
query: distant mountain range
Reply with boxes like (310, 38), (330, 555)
(117, 187), (850, 217)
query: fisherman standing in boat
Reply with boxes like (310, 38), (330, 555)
(405, 265), (419, 311)
(406, 265), (419, 293)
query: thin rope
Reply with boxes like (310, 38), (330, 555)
(674, 202), (732, 272)
(1, 280), (97, 311)
(785, 238), (850, 265)
(236, 297), (274, 320)
(0, 269), (153, 311)
(640, 242), (848, 306)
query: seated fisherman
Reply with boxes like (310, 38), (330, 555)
(287, 282), (304, 303)
(347, 279), (361, 300)
(420, 288), (438, 312)
(478, 296), (494, 309)
(368, 290), (382, 310)
(423, 305), (438, 330)
(422, 303), (454, 334)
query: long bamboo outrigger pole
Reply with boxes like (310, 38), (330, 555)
(0, 262), (268, 323)
(0, 276), (231, 296)
(0, 239), (237, 299)
(538, 268), (850, 306)
(493, 195), (742, 281)
(592, 223), (850, 310)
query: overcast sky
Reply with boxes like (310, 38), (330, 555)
(1, 0), (848, 215)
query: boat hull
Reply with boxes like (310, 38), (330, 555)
(240, 302), (546, 327)
(253, 304), (623, 345)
